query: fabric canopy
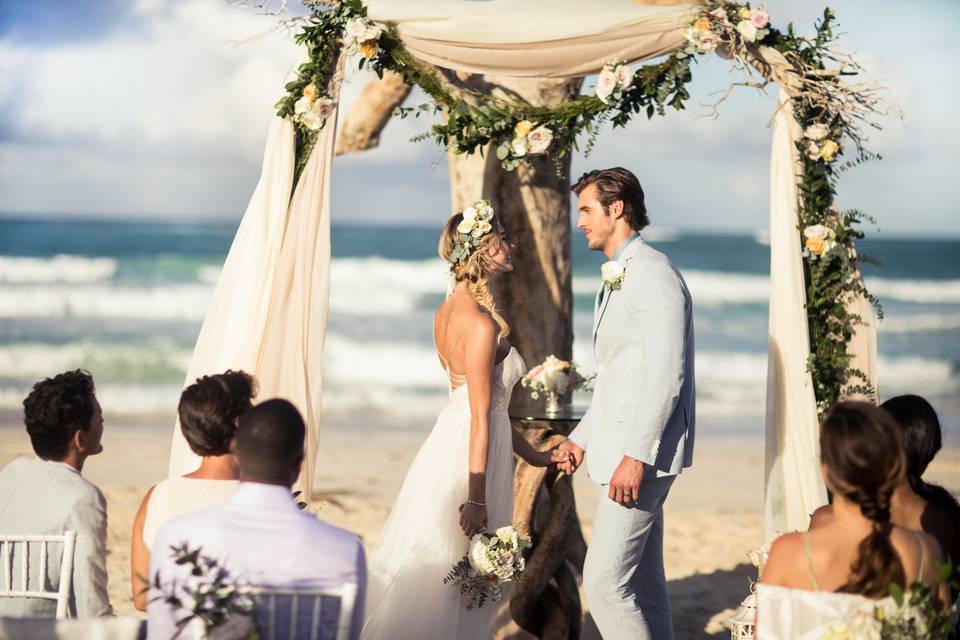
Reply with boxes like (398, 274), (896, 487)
(365, 0), (694, 76)
(169, 3), (877, 529)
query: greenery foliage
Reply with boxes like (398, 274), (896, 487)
(275, 0), (891, 414)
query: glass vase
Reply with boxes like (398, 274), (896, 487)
(544, 391), (561, 417)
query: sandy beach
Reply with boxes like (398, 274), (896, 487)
(2, 413), (957, 639)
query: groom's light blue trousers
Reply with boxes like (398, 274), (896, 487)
(583, 473), (675, 640)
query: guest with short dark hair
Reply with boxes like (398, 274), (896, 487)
(130, 370), (256, 610)
(148, 399), (366, 639)
(0, 369), (112, 618)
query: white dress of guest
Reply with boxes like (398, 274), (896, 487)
(148, 482), (366, 640)
(0, 457), (113, 618)
(756, 530), (926, 639)
(141, 477), (239, 551)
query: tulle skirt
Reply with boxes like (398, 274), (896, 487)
(359, 387), (515, 640)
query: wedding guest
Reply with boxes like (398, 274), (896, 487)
(148, 399), (366, 639)
(811, 394), (960, 602)
(130, 370), (256, 610)
(758, 401), (949, 637)
(0, 370), (112, 618)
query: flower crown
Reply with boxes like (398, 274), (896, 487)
(448, 199), (495, 267)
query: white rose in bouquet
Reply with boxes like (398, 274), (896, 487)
(496, 526), (519, 548)
(468, 534), (496, 575)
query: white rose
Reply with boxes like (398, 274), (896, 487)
(736, 19), (759, 42)
(472, 220), (492, 238)
(527, 126), (553, 154)
(595, 68), (619, 104)
(345, 18), (368, 40)
(298, 110), (324, 131)
(803, 224), (828, 240)
(614, 64), (632, 89)
(293, 95), (314, 115)
(457, 219), (474, 234)
(462, 206), (477, 221)
(511, 135), (529, 157)
(468, 534), (495, 575)
(363, 25), (381, 41)
(804, 123), (829, 141)
(312, 97), (334, 118)
(698, 31), (721, 53)
(495, 526), (518, 547)
(601, 260), (625, 284)
(806, 141), (821, 161)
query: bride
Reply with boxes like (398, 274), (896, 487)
(360, 201), (569, 640)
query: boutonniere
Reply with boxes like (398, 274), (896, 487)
(601, 260), (625, 291)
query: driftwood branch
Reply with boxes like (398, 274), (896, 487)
(335, 71), (412, 155)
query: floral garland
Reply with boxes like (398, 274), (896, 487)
(275, 0), (890, 414)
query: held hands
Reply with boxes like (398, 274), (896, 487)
(533, 446), (577, 469)
(608, 455), (644, 507)
(459, 501), (487, 538)
(554, 440), (584, 476)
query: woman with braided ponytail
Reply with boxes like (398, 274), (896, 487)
(757, 401), (949, 638)
(360, 201), (571, 640)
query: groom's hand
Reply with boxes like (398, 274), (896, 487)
(608, 456), (644, 507)
(555, 440), (584, 475)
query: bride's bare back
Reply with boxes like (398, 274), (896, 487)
(434, 287), (510, 390)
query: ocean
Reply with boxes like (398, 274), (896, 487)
(1, 217), (958, 440)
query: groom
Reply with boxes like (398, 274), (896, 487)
(558, 167), (695, 639)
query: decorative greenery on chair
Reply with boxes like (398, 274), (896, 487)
(275, 0), (895, 414)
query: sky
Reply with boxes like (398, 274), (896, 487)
(0, 0), (957, 236)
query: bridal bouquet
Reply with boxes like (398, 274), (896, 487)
(443, 526), (532, 610)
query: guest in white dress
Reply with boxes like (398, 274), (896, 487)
(148, 399), (366, 640)
(130, 370), (256, 610)
(758, 401), (950, 638)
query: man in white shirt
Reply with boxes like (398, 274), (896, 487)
(0, 369), (112, 618)
(148, 398), (367, 639)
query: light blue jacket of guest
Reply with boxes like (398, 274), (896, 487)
(568, 237), (695, 483)
(0, 457), (113, 618)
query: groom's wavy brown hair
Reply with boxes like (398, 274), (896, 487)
(439, 212), (510, 339)
(820, 401), (907, 598)
(572, 167), (649, 231)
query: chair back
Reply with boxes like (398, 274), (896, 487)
(0, 531), (78, 619)
(251, 583), (357, 640)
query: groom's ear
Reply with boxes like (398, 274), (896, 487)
(608, 199), (625, 219)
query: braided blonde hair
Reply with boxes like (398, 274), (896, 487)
(439, 212), (510, 339)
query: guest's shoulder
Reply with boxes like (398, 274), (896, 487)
(300, 513), (364, 550)
(762, 531), (805, 585)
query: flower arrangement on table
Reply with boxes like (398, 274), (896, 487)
(151, 543), (257, 639)
(520, 355), (590, 416)
(443, 526), (532, 610)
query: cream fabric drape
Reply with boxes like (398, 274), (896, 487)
(764, 91), (829, 542)
(167, 60), (340, 500)
(365, 0), (694, 76)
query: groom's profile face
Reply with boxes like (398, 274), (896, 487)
(576, 184), (618, 252)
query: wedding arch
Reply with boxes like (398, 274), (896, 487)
(168, 0), (891, 540)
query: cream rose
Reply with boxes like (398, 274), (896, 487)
(804, 123), (829, 141)
(298, 110), (324, 131)
(468, 535), (495, 576)
(345, 18), (368, 40)
(806, 141), (821, 161)
(738, 7), (752, 20)
(294, 95), (313, 116)
(496, 526), (519, 547)
(708, 8), (730, 25)
(601, 260), (625, 288)
(614, 64), (632, 89)
(736, 19), (759, 42)
(527, 126), (553, 154)
(302, 83), (319, 101)
(511, 136), (529, 157)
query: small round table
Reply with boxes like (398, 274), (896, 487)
(509, 400), (588, 640)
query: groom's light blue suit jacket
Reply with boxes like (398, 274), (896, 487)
(569, 236), (695, 483)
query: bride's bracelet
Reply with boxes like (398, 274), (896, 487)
(464, 499), (487, 508)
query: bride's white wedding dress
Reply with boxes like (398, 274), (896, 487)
(359, 345), (525, 640)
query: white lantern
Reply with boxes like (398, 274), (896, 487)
(728, 591), (757, 640)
